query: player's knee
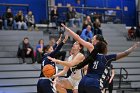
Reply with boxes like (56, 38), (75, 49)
(55, 82), (62, 90)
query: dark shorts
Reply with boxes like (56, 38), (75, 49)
(78, 86), (101, 93)
(37, 78), (55, 93)
(78, 76), (101, 93)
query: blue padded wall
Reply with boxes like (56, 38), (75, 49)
(0, 0), (47, 23)
(0, 0), (136, 25)
(55, 0), (136, 26)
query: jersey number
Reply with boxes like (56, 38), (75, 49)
(93, 61), (99, 69)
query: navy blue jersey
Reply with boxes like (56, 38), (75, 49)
(40, 42), (64, 77)
(83, 54), (116, 88)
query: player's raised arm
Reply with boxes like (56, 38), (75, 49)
(116, 42), (140, 60)
(61, 23), (94, 52)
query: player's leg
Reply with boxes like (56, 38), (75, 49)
(37, 79), (42, 93)
(55, 78), (73, 93)
(73, 89), (78, 93)
(72, 78), (80, 93)
(37, 79), (55, 93)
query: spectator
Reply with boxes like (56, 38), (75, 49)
(82, 16), (93, 30)
(89, 12), (95, 23)
(105, 10), (116, 23)
(67, 6), (81, 27)
(2, 8), (14, 30)
(127, 27), (136, 40)
(90, 12), (102, 23)
(80, 25), (93, 42)
(17, 37), (34, 64)
(93, 18), (102, 35)
(25, 11), (38, 31)
(36, 39), (44, 64)
(14, 10), (27, 30)
(50, 6), (59, 26)
(76, 0), (81, 4)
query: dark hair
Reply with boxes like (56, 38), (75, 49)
(79, 43), (84, 54)
(43, 45), (51, 53)
(23, 37), (29, 44)
(95, 41), (107, 54)
(38, 39), (44, 44)
(24, 37), (29, 40)
(76, 30), (82, 36)
(73, 41), (107, 70)
(96, 34), (107, 45)
(76, 0), (80, 3)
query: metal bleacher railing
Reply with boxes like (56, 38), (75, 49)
(115, 67), (140, 91)
(118, 67), (128, 89)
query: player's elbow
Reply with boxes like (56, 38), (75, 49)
(66, 62), (75, 67)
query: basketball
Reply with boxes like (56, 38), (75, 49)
(43, 64), (56, 78)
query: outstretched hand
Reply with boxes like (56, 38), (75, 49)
(133, 42), (140, 49)
(47, 56), (59, 63)
(61, 23), (70, 30)
(61, 23), (66, 28)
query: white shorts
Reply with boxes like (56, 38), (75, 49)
(67, 77), (81, 90)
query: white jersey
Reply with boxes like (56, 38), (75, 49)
(67, 53), (82, 80)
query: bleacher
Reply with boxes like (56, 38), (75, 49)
(0, 23), (140, 93)
(0, 30), (43, 93)
(101, 24), (140, 93)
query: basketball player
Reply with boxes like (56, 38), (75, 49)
(61, 24), (140, 93)
(37, 35), (68, 93)
(48, 41), (85, 93)
(102, 64), (115, 93)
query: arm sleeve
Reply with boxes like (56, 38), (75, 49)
(49, 42), (64, 57)
(105, 54), (117, 66)
(19, 42), (23, 49)
(106, 54), (117, 61)
(36, 44), (41, 50)
(53, 43), (57, 49)
(29, 43), (33, 49)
